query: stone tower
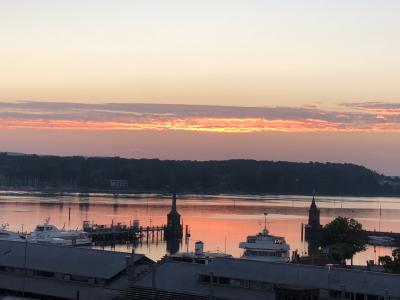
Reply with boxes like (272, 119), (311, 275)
(165, 193), (183, 240)
(304, 195), (322, 255)
(308, 195), (320, 228)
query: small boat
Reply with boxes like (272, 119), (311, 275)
(368, 235), (395, 246)
(28, 218), (92, 246)
(0, 224), (24, 242)
(170, 241), (232, 264)
(239, 213), (290, 262)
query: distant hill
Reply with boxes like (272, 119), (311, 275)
(1, 151), (27, 156)
(0, 153), (399, 196)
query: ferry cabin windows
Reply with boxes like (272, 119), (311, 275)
(35, 225), (55, 231)
(244, 250), (286, 257)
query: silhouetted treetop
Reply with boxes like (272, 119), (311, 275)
(0, 153), (399, 195)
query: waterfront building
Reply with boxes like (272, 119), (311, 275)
(164, 193), (183, 240)
(120, 256), (400, 300)
(2, 240), (400, 300)
(0, 240), (152, 300)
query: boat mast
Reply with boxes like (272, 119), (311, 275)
(264, 213), (268, 231)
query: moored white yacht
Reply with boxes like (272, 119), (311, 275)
(239, 213), (290, 262)
(28, 218), (92, 246)
(0, 224), (24, 242)
(368, 235), (395, 246)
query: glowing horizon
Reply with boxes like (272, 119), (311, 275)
(1, 101), (400, 133)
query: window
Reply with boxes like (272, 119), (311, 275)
(36, 270), (54, 278)
(199, 275), (210, 283)
(218, 277), (230, 285)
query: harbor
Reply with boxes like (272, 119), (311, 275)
(3, 1), (400, 298)
(1, 193), (400, 299)
(1, 192), (399, 263)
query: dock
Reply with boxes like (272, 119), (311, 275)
(83, 194), (188, 245)
(83, 221), (167, 242)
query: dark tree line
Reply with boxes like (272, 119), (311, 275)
(0, 153), (399, 195)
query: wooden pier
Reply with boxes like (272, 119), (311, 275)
(83, 221), (167, 243)
(83, 194), (189, 244)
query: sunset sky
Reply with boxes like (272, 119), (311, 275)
(1, 1), (400, 175)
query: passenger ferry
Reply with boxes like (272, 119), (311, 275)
(239, 213), (290, 262)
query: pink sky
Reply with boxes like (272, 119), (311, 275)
(0, 101), (399, 175)
(1, 2), (400, 175)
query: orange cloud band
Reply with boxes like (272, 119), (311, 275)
(1, 117), (400, 133)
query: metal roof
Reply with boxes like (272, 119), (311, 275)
(0, 271), (125, 300)
(134, 260), (275, 300)
(0, 240), (146, 280)
(205, 257), (400, 297)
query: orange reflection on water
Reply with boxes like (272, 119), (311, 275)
(0, 194), (398, 264)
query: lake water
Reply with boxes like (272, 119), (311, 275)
(1, 192), (399, 265)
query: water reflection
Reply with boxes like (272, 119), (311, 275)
(0, 192), (399, 264)
(166, 238), (180, 255)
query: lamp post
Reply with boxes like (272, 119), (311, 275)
(22, 237), (28, 299)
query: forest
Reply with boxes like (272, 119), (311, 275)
(0, 153), (399, 196)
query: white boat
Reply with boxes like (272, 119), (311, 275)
(239, 213), (290, 262)
(368, 235), (395, 246)
(28, 218), (92, 246)
(170, 241), (232, 264)
(0, 224), (24, 242)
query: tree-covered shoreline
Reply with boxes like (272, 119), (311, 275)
(1, 153), (399, 196)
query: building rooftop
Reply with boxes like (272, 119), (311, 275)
(133, 260), (275, 300)
(0, 272), (125, 300)
(132, 256), (400, 299)
(204, 257), (400, 297)
(0, 240), (149, 280)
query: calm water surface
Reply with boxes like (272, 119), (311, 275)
(1, 192), (399, 265)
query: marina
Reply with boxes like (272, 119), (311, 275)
(0, 192), (400, 264)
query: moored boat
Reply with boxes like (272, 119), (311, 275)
(0, 224), (24, 242)
(170, 241), (232, 264)
(27, 218), (92, 246)
(239, 213), (290, 262)
(368, 235), (395, 246)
